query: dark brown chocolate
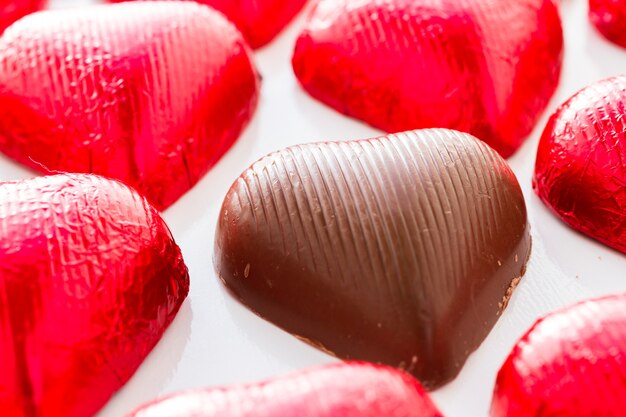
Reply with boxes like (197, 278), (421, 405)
(214, 129), (530, 389)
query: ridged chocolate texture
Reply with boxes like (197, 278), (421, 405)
(492, 294), (626, 416)
(534, 76), (626, 254)
(292, 0), (563, 158)
(215, 129), (531, 389)
(126, 362), (443, 417)
(0, 2), (259, 210)
(0, 174), (189, 417)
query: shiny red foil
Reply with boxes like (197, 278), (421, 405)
(0, 174), (190, 417)
(0, 2), (259, 210)
(491, 294), (626, 416)
(590, 0), (626, 48)
(0, 0), (44, 33)
(126, 362), (443, 417)
(107, 0), (308, 48)
(534, 76), (626, 253)
(292, 0), (563, 158)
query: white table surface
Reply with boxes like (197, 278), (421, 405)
(1, 0), (625, 415)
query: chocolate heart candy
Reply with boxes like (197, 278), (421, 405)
(590, 0), (626, 48)
(292, 0), (563, 157)
(491, 294), (626, 416)
(215, 129), (531, 388)
(0, 174), (189, 417)
(0, 2), (259, 210)
(0, 0), (44, 33)
(107, 0), (308, 48)
(126, 362), (443, 417)
(534, 75), (626, 253)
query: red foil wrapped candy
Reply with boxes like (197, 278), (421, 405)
(0, 0), (44, 33)
(107, 0), (308, 49)
(292, 0), (564, 157)
(0, 2), (259, 210)
(0, 174), (189, 417)
(491, 294), (626, 416)
(534, 75), (626, 253)
(126, 362), (443, 417)
(590, 0), (626, 48)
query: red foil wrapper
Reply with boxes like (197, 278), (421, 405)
(534, 75), (626, 253)
(491, 294), (626, 416)
(0, 0), (44, 33)
(292, 0), (563, 158)
(107, 0), (308, 48)
(0, 2), (259, 210)
(126, 362), (443, 417)
(0, 174), (189, 417)
(590, 0), (626, 48)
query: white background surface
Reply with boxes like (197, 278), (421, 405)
(1, 0), (625, 415)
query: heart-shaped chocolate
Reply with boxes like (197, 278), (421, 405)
(0, 174), (189, 417)
(0, 0), (44, 33)
(126, 362), (443, 417)
(590, 0), (626, 48)
(491, 294), (626, 416)
(534, 75), (626, 253)
(292, 0), (563, 157)
(107, 0), (308, 49)
(214, 129), (531, 389)
(0, 2), (259, 210)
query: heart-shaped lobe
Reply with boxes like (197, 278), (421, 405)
(107, 0), (308, 49)
(215, 129), (531, 388)
(590, 0), (626, 48)
(0, 2), (259, 210)
(491, 294), (626, 416)
(534, 76), (626, 253)
(0, 0), (44, 33)
(0, 174), (189, 417)
(292, 0), (563, 157)
(126, 362), (443, 417)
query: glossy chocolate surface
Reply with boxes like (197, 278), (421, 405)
(215, 129), (531, 389)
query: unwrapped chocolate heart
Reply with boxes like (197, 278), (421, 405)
(534, 75), (626, 253)
(107, 0), (308, 48)
(215, 128), (531, 389)
(491, 294), (626, 416)
(0, 2), (259, 210)
(126, 362), (443, 417)
(292, 0), (563, 157)
(0, 174), (189, 417)
(0, 0), (44, 33)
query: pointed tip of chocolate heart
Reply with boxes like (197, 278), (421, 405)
(0, 173), (189, 417)
(214, 128), (531, 389)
